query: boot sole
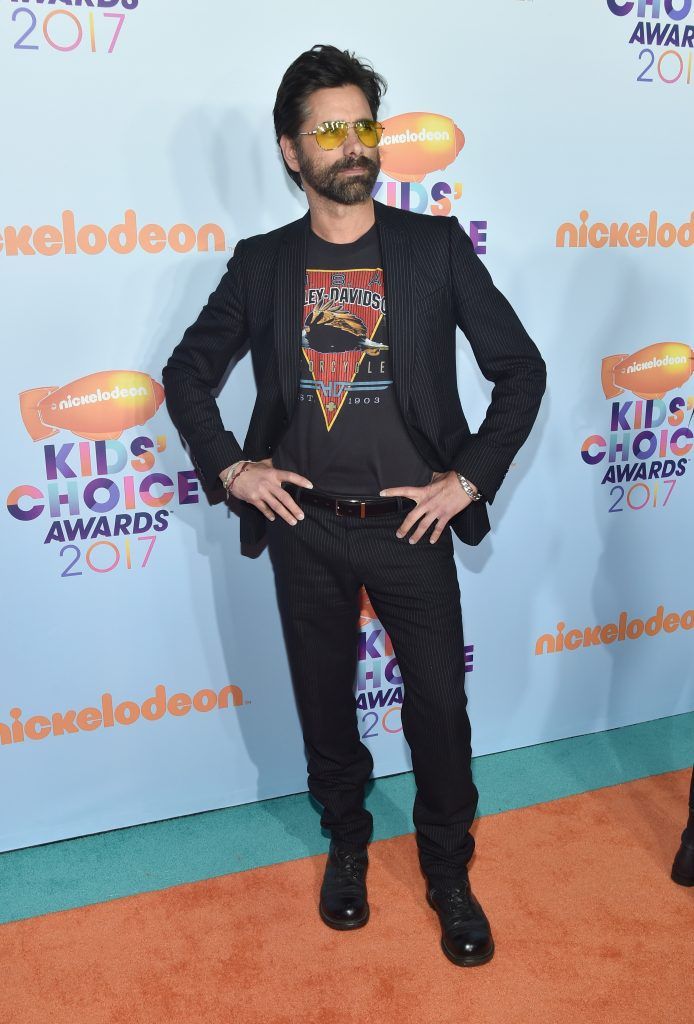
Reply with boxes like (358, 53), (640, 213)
(319, 903), (370, 930)
(426, 890), (495, 967)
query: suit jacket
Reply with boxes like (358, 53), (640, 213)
(162, 200), (546, 547)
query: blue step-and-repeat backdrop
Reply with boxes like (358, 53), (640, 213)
(2, 0), (693, 851)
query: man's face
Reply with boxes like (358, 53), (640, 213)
(284, 84), (381, 205)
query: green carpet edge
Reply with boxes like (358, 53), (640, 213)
(1, 711), (691, 926)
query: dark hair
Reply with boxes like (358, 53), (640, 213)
(273, 44), (387, 190)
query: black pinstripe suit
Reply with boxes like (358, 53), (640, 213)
(163, 200), (546, 882)
(163, 201), (546, 546)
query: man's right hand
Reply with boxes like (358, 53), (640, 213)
(220, 458), (313, 525)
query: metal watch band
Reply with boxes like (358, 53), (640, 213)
(456, 472), (482, 502)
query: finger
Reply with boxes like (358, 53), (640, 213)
(279, 470), (314, 489)
(395, 505), (427, 538)
(380, 486), (418, 499)
(265, 493), (301, 526)
(408, 512), (439, 545)
(255, 499), (275, 521)
(429, 514), (451, 544)
(271, 491), (305, 521)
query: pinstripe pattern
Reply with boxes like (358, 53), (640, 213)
(274, 219), (307, 419)
(162, 201), (546, 549)
(265, 499), (477, 883)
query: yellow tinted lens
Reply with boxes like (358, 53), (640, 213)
(355, 121), (382, 147)
(315, 122), (348, 150)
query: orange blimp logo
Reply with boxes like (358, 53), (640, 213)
(19, 370), (165, 442)
(378, 113), (465, 183)
(601, 342), (693, 400)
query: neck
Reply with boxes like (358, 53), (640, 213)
(307, 195), (375, 244)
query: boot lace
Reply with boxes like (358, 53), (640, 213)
(434, 883), (474, 920)
(333, 848), (366, 887)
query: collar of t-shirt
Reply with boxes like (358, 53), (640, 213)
(308, 222), (378, 257)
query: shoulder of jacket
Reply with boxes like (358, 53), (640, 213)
(375, 201), (453, 234)
(234, 213), (308, 256)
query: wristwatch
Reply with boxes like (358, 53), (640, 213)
(456, 472), (483, 502)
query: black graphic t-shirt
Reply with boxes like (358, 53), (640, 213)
(273, 223), (433, 495)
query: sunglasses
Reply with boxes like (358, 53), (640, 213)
(297, 119), (384, 151)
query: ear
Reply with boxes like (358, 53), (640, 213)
(279, 134), (301, 174)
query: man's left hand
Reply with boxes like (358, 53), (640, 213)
(379, 471), (477, 544)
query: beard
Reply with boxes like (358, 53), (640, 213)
(295, 146), (380, 205)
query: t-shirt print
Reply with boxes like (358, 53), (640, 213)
(301, 266), (391, 431)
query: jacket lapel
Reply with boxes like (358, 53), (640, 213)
(274, 211), (309, 418)
(374, 201), (416, 415)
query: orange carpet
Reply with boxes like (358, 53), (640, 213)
(2, 769), (693, 1024)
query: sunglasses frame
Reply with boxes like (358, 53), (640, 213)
(296, 119), (384, 150)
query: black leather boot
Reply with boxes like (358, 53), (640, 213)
(427, 877), (495, 966)
(671, 809), (694, 887)
(319, 842), (369, 930)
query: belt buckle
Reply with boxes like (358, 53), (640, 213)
(335, 498), (367, 518)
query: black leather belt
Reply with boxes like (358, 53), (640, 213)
(282, 481), (416, 518)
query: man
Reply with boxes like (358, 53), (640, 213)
(162, 44), (546, 967)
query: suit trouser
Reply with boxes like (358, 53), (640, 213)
(265, 493), (478, 885)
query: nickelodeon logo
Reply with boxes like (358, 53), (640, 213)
(0, 683), (244, 746)
(535, 604), (693, 656)
(20, 370), (165, 442)
(556, 210), (694, 248)
(0, 210), (226, 256)
(602, 342), (693, 400)
(379, 112), (465, 183)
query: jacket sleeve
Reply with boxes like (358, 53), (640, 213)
(161, 239), (249, 489)
(448, 216), (546, 503)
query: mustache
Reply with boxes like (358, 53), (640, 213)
(330, 155), (378, 174)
